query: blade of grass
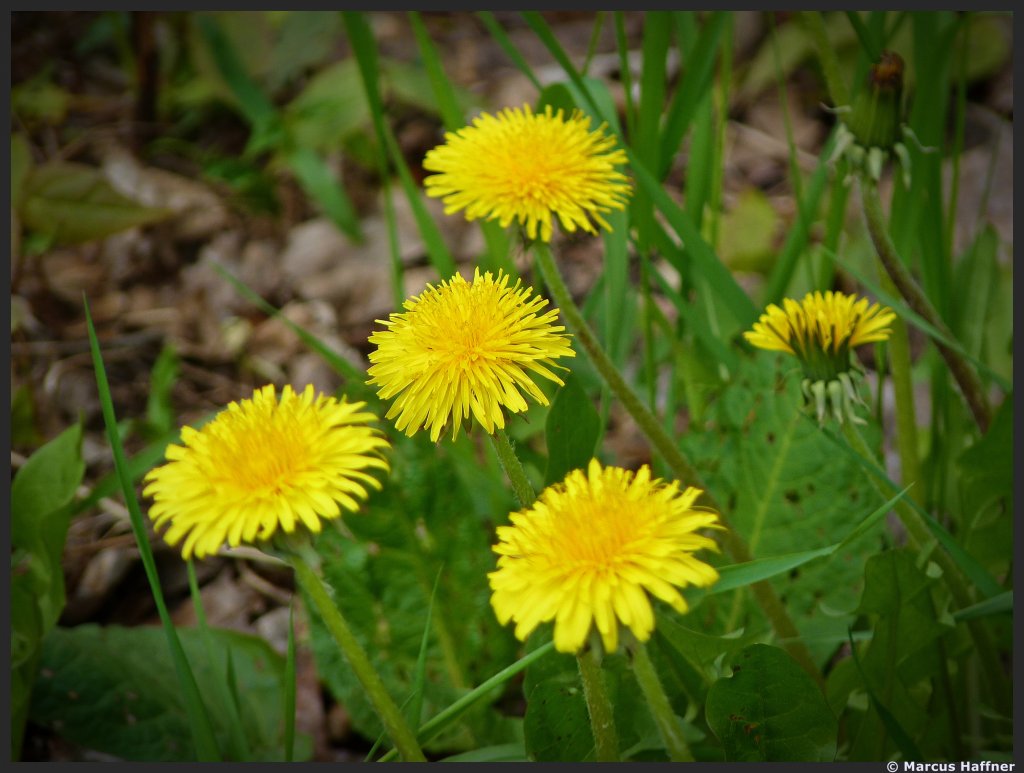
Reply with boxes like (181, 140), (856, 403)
(211, 263), (375, 395)
(476, 12), (542, 92)
(657, 12), (728, 179)
(187, 560), (251, 761)
(284, 603), (297, 762)
(408, 12), (464, 131)
(952, 591), (1012, 623)
(377, 641), (557, 762)
(632, 11), (671, 250)
(343, 11), (457, 281)
(285, 147), (363, 245)
(612, 12), (637, 142)
(844, 11), (881, 61)
(84, 296), (221, 762)
(761, 130), (836, 305)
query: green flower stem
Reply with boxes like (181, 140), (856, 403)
(491, 427), (536, 507)
(860, 179), (991, 433)
(288, 555), (427, 762)
(880, 273), (924, 506)
(631, 641), (693, 762)
(576, 648), (620, 761)
(532, 241), (823, 687)
(489, 430), (623, 757)
(840, 420), (1008, 714)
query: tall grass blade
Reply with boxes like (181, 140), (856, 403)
(84, 297), (221, 761)
(284, 603), (297, 762)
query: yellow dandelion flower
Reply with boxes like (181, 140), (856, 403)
(367, 268), (574, 442)
(744, 291), (895, 379)
(744, 291), (895, 424)
(423, 104), (631, 242)
(489, 459), (720, 654)
(143, 384), (390, 560)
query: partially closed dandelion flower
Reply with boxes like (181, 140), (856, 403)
(143, 385), (389, 559)
(489, 459), (720, 654)
(367, 268), (574, 442)
(744, 290), (895, 423)
(423, 104), (631, 242)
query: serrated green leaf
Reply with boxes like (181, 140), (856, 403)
(30, 625), (312, 762)
(680, 355), (887, 663)
(544, 374), (600, 486)
(706, 643), (837, 761)
(21, 163), (173, 247)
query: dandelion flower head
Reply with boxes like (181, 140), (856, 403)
(744, 291), (895, 382)
(423, 104), (631, 242)
(489, 459), (720, 654)
(367, 268), (574, 442)
(144, 384), (389, 559)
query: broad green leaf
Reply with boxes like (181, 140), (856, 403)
(706, 644), (837, 761)
(21, 163), (173, 246)
(30, 625), (312, 761)
(544, 374), (600, 486)
(12, 422), (83, 549)
(655, 612), (760, 684)
(285, 147), (362, 240)
(523, 650), (657, 762)
(843, 550), (954, 760)
(523, 673), (596, 761)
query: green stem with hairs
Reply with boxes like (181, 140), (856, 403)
(859, 180), (991, 433)
(491, 427), (536, 507)
(288, 555), (427, 762)
(577, 647), (620, 761)
(631, 641), (694, 762)
(532, 241), (823, 687)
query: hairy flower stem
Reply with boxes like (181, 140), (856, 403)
(491, 428), (536, 507)
(289, 556), (427, 762)
(533, 241), (823, 688)
(840, 421), (1008, 714)
(490, 430), (623, 756)
(631, 642), (694, 761)
(859, 180), (991, 433)
(577, 648), (621, 761)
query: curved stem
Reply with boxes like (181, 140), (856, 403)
(289, 556), (427, 762)
(533, 241), (823, 687)
(860, 179), (991, 433)
(577, 648), (620, 761)
(491, 427), (536, 507)
(631, 641), (693, 761)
